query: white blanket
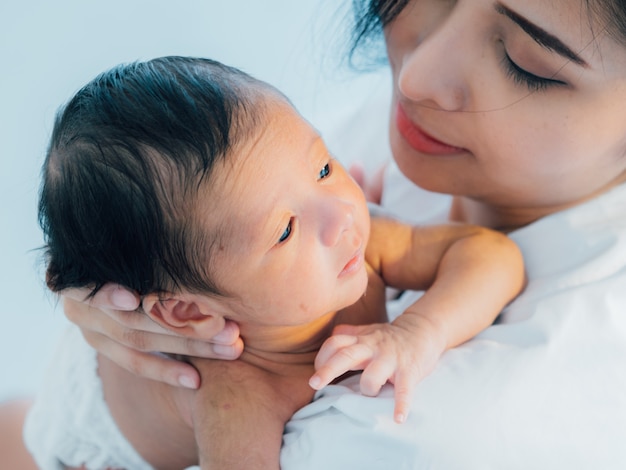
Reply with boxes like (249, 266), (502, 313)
(23, 327), (154, 470)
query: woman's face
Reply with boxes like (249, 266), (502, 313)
(385, 0), (626, 226)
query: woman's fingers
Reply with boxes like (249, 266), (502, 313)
(64, 297), (162, 336)
(67, 298), (243, 357)
(347, 161), (387, 204)
(98, 306), (169, 336)
(211, 320), (244, 347)
(62, 284), (140, 310)
(84, 330), (201, 389)
(63, 295), (244, 388)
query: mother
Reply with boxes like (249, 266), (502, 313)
(57, 0), (626, 467)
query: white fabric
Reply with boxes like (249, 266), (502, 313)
(24, 81), (626, 468)
(23, 326), (154, 470)
(282, 178), (626, 469)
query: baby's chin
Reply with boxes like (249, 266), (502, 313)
(346, 267), (372, 306)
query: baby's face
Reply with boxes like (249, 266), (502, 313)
(203, 97), (370, 329)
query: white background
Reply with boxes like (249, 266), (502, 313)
(0, 0), (389, 399)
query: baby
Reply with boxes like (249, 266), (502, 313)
(31, 56), (524, 469)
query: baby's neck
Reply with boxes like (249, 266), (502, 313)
(238, 310), (339, 369)
(235, 270), (388, 373)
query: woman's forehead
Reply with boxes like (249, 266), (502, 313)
(390, 0), (626, 72)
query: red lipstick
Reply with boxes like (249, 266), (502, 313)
(396, 104), (463, 155)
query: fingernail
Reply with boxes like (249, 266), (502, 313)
(395, 413), (405, 424)
(309, 376), (321, 389)
(111, 288), (138, 310)
(212, 329), (232, 343)
(178, 375), (198, 389)
(212, 344), (236, 358)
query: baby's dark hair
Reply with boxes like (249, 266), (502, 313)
(39, 56), (271, 299)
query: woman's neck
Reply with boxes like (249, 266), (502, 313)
(449, 196), (570, 232)
(449, 176), (626, 232)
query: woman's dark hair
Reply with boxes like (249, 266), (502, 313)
(349, 0), (409, 66)
(350, 0), (626, 62)
(39, 56), (270, 298)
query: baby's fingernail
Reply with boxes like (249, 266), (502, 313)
(395, 413), (405, 424)
(178, 375), (198, 389)
(309, 376), (322, 389)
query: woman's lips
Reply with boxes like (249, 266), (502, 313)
(396, 104), (464, 155)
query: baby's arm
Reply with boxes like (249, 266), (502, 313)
(311, 217), (525, 423)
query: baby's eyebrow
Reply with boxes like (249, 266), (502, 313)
(495, 2), (589, 68)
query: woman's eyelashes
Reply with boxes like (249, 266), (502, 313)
(502, 52), (566, 92)
(278, 217), (294, 244)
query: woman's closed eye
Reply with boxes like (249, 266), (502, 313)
(502, 52), (566, 92)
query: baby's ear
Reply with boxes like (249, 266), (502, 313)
(142, 293), (226, 340)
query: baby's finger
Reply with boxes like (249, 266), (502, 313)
(392, 373), (415, 424)
(331, 324), (363, 336)
(359, 358), (396, 397)
(309, 342), (373, 390)
(314, 334), (358, 369)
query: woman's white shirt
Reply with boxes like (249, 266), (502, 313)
(283, 179), (626, 470)
(282, 90), (626, 469)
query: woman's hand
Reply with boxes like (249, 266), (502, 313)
(348, 161), (387, 204)
(191, 358), (315, 470)
(63, 284), (244, 389)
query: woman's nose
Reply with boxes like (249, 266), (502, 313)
(319, 198), (356, 247)
(396, 12), (472, 111)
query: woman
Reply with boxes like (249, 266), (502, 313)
(40, 0), (626, 468)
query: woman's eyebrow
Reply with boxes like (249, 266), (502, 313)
(495, 2), (589, 68)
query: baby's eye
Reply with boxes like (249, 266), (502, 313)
(318, 162), (331, 180)
(278, 218), (293, 244)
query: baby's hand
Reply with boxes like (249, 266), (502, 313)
(309, 317), (446, 424)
